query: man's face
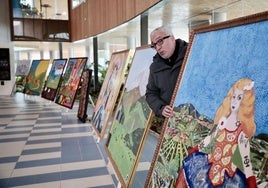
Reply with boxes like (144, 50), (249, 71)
(151, 30), (175, 59)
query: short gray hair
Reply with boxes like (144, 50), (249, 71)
(150, 26), (173, 38)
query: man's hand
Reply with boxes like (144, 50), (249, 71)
(162, 105), (174, 118)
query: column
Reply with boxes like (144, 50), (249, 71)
(69, 48), (74, 58)
(211, 11), (227, 24)
(127, 36), (135, 50)
(93, 37), (98, 92)
(140, 14), (148, 46)
(58, 42), (63, 59)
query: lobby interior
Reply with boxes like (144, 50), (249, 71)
(0, 0), (267, 188)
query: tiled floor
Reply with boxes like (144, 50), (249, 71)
(0, 93), (158, 188)
(0, 93), (117, 188)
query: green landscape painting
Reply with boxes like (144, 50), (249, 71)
(105, 46), (156, 187)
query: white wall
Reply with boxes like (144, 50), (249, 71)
(0, 0), (15, 96)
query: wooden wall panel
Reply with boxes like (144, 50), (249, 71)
(125, 0), (136, 21)
(70, 5), (82, 41)
(107, 0), (118, 29)
(70, 0), (161, 41)
(82, 0), (89, 38)
(135, 0), (160, 15)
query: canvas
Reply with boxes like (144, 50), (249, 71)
(41, 59), (67, 101)
(15, 59), (31, 76)
(23, 59), (50, 96)
(55, 57), (87, 109)
(105, 46), (156, 187)
(146, 11), (268, 188)
(91, 50), (132, 138)
(15, 59), (32, 93)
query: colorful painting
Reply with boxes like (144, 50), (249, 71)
(15, 60), (32, 93)
(15, 59), (31, 76)
(105, 46), (156, 187)
(41, 59), (67, 101)
(146, 12), (268, 188)
(55, 57), (87, 109)
(23, 59), (50, 95)
(91, 50), (132, 138)
(77, 69), (92, 122)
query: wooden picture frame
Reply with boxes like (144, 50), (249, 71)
(145, 11), (268, 187)
(55, 57), (87, 109)
(91, 49), (132, 138)
(77, 69), (92, 122)
(41, 58), (67, 101)
(105, 45), (156, 188)
(23, 59), (50, 96)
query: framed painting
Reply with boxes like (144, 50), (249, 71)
(55, 57), (87, 109)
(77, 69), (92, 122)
(15, 59), (32, 93)
(105, 45), (156, 188)
(41, 58), (67, 101)
(145, 11), (268, 187)
(23, 59), (50, 96)
(15, 59), (31, 76)
(91, 49), (132, 138)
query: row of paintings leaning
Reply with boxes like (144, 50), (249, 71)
(89, 11), (268, 188)
(16, 57), (89, 111)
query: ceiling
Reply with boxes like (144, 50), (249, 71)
(13, 0), (268, 59)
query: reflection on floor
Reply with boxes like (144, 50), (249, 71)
(0, 93), (158, 188)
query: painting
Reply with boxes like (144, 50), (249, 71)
(23, 59), (50, 95)
(105, 45), (156, 187)
(55, 57), (87, 109)
(145, 11), (268, 188)
(15, 59), (32, 93)
(91, 49), (132, 138)
(41, 59), (67, 101)
(15, 59), (31, 76)
(77, 69), (92, 122)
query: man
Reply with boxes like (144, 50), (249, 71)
(145, 26), (188, 118)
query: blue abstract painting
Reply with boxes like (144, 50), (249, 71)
(174, 20), (268, 136)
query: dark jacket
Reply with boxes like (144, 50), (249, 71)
(145, 39), (188, 117)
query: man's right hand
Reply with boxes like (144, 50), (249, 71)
(162, 105), (174, 118)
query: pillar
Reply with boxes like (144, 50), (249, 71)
(211, 12), (227, 24)
(140, 14), (148, 46)
(93, 37), (98, 91)
(127, 37), (135, 50)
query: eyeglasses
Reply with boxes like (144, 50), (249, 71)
(151, 35), (170, 49)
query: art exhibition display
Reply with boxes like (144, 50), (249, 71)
(145, 11), (268, 188)
(77, 69), (92, 122)
(23, 59), (50, 95)
(91, 49), (132, 138)
(55, 57), (87, 109)
(41, 58), (67, 101)
(105, 46), (156, 187)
